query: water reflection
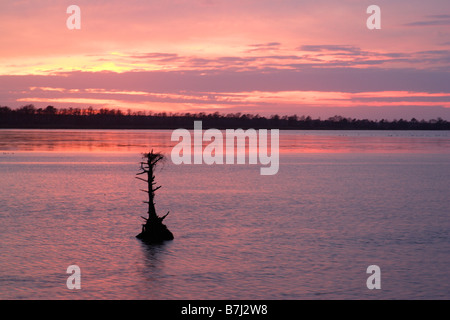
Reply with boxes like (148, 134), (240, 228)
(137, 240), (171, 281)
(0, 129), (449, 299)
(1, 129), (449, 154)
(0, 130), (174, 153)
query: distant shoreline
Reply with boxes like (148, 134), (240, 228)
(1, 127), (450, 131)
(1, 105), (449, 130)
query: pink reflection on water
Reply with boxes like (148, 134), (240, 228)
(0, 129), (449, 154)
(0, 129), (449, 299)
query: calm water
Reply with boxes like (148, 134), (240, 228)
(0, 129), (449, 300)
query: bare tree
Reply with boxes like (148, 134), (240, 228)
(136, 150), (174, 242)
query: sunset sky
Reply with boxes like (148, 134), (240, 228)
(1, 0), (450, 120)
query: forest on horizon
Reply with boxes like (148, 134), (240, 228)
(1, 104), (449, 130)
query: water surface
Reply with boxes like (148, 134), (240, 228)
(0, 130), (449, 299)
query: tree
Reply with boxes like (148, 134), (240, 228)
(44, 106), (57, 115)
(0, 106), (11, 114)
(136, 150), (174, 242)
(17, 104), (36, 115)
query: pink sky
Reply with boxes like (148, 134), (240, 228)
(1, 0), (450, 120)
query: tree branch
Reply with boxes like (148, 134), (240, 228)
(152, 185), (162, 192)
(160, 211), (170, 221)
(135, 176), (148, 182)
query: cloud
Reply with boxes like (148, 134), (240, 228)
(246, 42), (282, 53)
(297, 45), (361, 53)
(427, 14), (450, 19)
(2, 66), (450, 98)
(128, 53), (180, 61)
(404, 15), (450, 26)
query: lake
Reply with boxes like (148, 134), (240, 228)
(0, 129), (449, 299)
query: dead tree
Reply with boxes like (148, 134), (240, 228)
(136, 150), (174, 242)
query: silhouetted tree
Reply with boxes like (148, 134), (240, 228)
(0, 106), (11, 114)
(0, 105), (449, 129)
(17, 104), (36, 115)
(136, 150), (174, 242)
(44, 106), (57, 115)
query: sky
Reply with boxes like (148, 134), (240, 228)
(1, 0), (450, 120)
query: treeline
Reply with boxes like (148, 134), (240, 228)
(1, 104), (449, 130)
